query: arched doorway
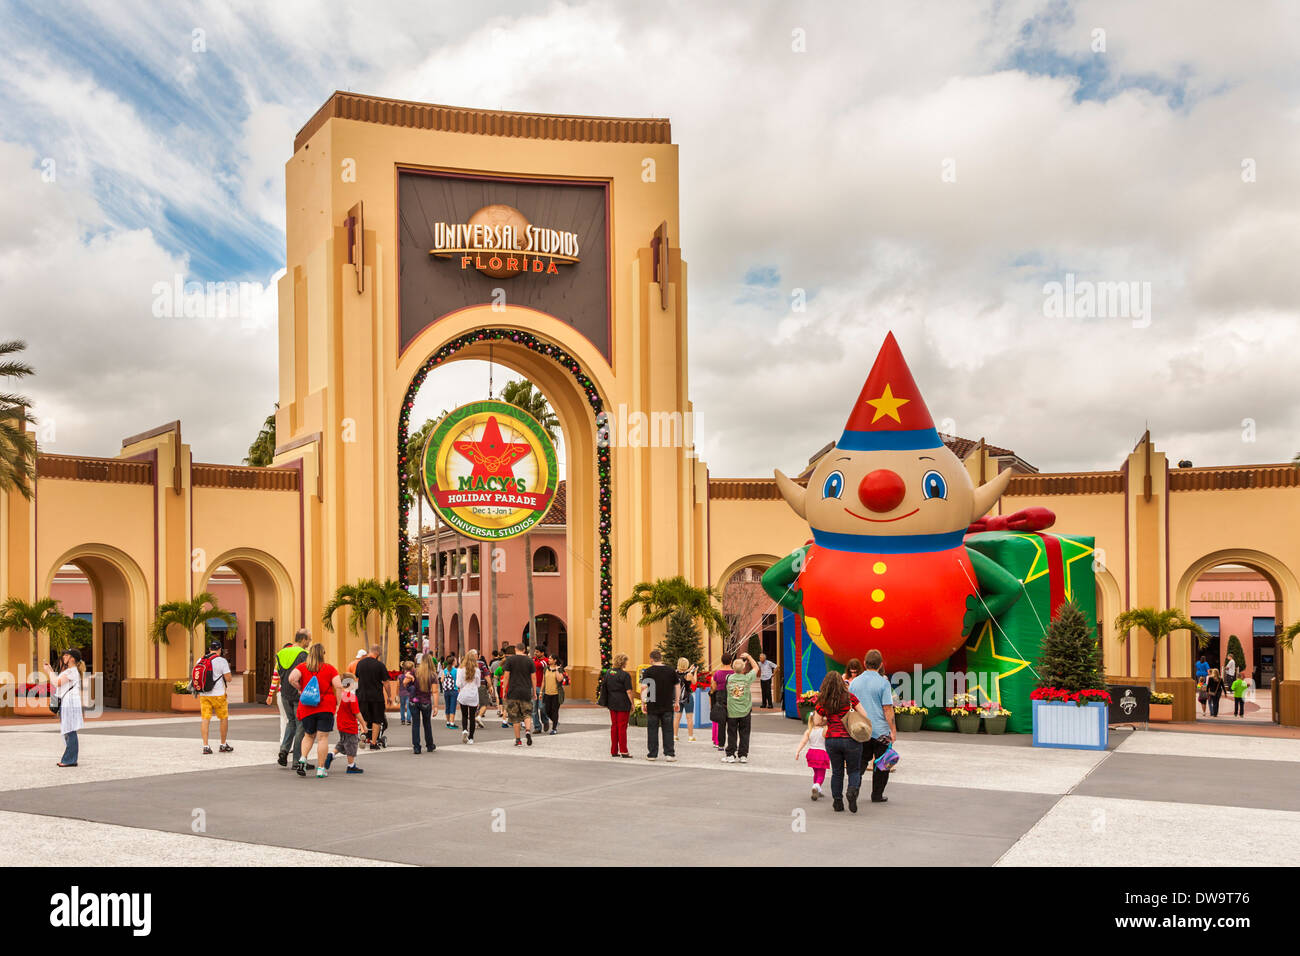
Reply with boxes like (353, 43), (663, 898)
(523, 613), (568, 662)
(42, 544), (150, 709)
(1175, 548), (1300, 723)
(397, 320), (612, 696)
(448, 614), (460, 655)
(197, 548), (294, 704)
(467, 613), (481, 653)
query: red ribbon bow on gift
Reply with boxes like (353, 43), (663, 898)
(966, 506), (1056, 534)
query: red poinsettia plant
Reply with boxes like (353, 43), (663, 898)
(1031, 687), (1111, 706)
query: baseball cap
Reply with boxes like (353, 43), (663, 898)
(355, 649), (366, 659)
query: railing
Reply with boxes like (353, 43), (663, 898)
(191, 464), (299, 491)
(1169, 463), (1300, 491)
(1004, 472), (1124, 496)
(36, 454), (153, 485)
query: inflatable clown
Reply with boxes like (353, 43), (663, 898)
(761, 332), (1021, 676)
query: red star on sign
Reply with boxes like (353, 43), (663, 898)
(453, 415), (531, 483)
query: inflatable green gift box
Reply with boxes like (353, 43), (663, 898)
(947, 529), (1099, 734)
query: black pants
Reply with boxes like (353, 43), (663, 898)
(760, 679), (773, 709)
(826, 736), (862, 800)
(410, 700), (433, 750)
(861, 735), (892, 800)
(725, 713), (751, 757)
(1233, 697), (1245, 716)
(544, 694), (560, 730)
(646, 709), (675, 758)
(1209, 694), (1221, 717)
(461, 704), (477, 740)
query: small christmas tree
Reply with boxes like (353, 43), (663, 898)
(1225, 635), (1246, 677)
(1036, 600), (1106, 692)
(656, 609), (705, 668)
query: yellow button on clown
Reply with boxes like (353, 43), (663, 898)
(761, 332), (1021, 675)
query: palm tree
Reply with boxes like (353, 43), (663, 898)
(0, 597), (63, 673)
(366, 578), (422, 662)
(1113, 607), (1210, 693)
(0, 339), (37, 500)
(502, 380), (559, 652)
(150, 592), (238, 675)
(618, 576), (729, 646)
(244, 404), (278, 466)
(322, 579), (380, 654)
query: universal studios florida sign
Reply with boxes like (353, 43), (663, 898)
(422, 401), (559, 541)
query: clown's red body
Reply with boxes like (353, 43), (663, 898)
(796, 541), (977, 675)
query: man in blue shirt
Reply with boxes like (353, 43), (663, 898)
(848, 649), (897, 803)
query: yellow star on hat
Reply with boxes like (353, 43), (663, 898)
(865, 383), (910, 424)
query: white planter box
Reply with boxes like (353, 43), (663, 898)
(1032, 700), (1108, 750)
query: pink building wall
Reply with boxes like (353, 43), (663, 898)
(415, 525), (569, 662)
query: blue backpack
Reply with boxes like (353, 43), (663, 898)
(300, 674), (321, 708)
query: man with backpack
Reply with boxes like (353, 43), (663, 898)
(195, 639), (234, 755)
(276, 629), (311, 767)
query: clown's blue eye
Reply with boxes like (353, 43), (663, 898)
(822, 470), (844, 499)
(922, 470), (947, 500)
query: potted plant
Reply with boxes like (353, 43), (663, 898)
(980, 700), (1011, 734)
(894, 700), (928, 732)
(1149, 692), (1174, 722)
(948, 693), (980, 733)
(797, 690), (818, 724)
(630, 698), (647, 727)
(13, 679), (56, 718)
(171, 680), (201, 713)
(1032, 600), (1111, 749)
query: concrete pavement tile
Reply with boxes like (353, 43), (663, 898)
(997, 795), (1300, 866)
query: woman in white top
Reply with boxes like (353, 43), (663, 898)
(456, 650), (481, 744)
(45, 648), (86, 767)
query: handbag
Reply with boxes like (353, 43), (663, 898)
(842, 707), (872, 742)
(49, 684), (61, 716)
(595, 673), (609, 709)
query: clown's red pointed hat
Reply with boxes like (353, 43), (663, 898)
(838, 332), (941, 451)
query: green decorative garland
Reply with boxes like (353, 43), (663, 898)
(398, 329), (612, 671)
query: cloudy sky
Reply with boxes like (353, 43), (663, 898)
(1, 0), (1296, 476)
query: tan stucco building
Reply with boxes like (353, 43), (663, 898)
(2, 93), (1296, 724)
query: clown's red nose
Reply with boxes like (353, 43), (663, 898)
(858, 469), (907, 513)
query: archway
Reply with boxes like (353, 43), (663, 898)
(1094, 564), (1123, 677)
(41, 543), (151, 708)
(197, 548), (294, 704)
(1175, 548), (1299, 723)
(467, 613), (481, 653)
(448, 614), (460, 655)
(397, 320), (612, 697)
(523, 613), (568, 662)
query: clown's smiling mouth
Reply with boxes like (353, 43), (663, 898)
(844, 507), (919, 523)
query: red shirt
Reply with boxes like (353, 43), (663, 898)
(816, 693), (861, 739)
(336, 690), (361, 734)
(294, 662), (339, 719)
(534, 656), (548, 687)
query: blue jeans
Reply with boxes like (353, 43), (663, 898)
(533, 692), (547, 729)
(646, 710), (675, 758)
(61, 731), (79, 765)
(399, 696), (410, 722)
(826, 736), (862, 800)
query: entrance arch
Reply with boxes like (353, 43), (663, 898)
(397, 315), (612, 693)
(1174, 548), (1299, 697)
(197, 548), (295, 702)
(41, 543), (151, 707)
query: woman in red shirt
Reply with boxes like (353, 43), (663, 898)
(814, 671), (871, 813)
(288, 643), (343, 778)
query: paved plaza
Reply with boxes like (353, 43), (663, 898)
(1, 706), (1297, 867)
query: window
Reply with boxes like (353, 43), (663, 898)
(532, 546), (558, 573)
